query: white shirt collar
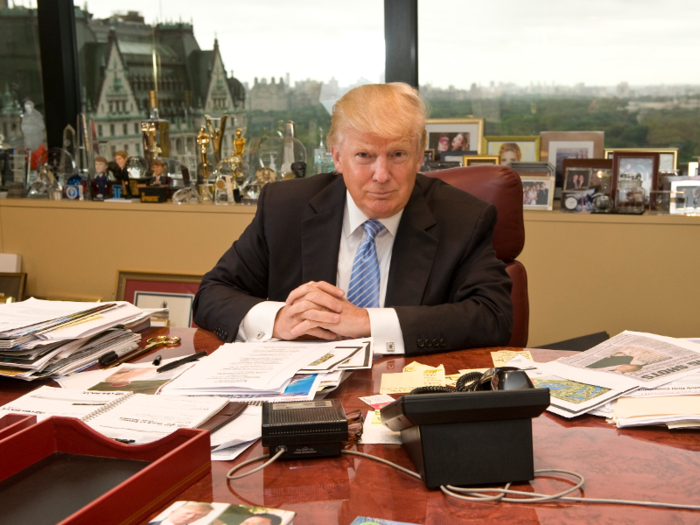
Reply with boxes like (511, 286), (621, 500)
(344, 190), (404, 238)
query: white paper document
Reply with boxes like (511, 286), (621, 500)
(210, 404), (262, 450)
(161, 342), (323, 395)
(87, 393), (229, 443)
(0, 298), (96, 332)
(0, 386), (130, 420)
(359, 410), (402, 445)
(540, 331), (700, 391)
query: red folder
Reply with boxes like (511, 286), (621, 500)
(0, 416), (211, 525)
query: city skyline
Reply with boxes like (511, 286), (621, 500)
(81, 0), (700, 89)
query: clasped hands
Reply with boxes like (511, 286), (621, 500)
(272, 281), (370, 341)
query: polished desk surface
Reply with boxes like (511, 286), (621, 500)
(2, 327), (700, 525)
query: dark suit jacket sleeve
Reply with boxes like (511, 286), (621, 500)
(393, 201), (513, 356)
(192, 185), (273, 342)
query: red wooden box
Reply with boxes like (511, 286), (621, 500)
(0, 416), (211, 525)
(0, 413), (36, 441)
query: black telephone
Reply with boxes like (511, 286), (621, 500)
(410, 366), (535, 395)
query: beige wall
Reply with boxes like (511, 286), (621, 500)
(2, 199), (699, 347)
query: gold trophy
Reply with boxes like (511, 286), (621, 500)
(141, 90), (170, 168)
(196, 126), (212, 203)
(233, 128), (246, 158)
(204, 114), (228, 163)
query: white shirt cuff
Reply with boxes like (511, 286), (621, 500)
(366, 308), (405, 355)
(237, 301), (285, 342)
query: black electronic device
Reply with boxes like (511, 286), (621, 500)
(380, 369), (550, 489)
(262, 399), (348, 459)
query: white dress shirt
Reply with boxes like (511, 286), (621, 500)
(237, 190), (406, 354)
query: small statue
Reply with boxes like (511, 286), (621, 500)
(233, 128), (246, 158)
(291, 161), (307, 178)
(204, 114), (227, 162)
(196, 126), (211, 179)
(21, 99), (45, 151)
(255, 166), (276, 185)
(149, 159), (170, 186)
(109, 150), (131, 198)
(93, 156), (110, 200)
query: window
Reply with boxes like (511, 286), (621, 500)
(123, 123), (128, 135)
(77, 1), (384, 164)
(418, 1), (700, 167)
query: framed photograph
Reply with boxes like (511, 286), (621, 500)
(670, 180), (700, 214)
(0, 273), (26, 303)
(521, 176), (555, 211)
(423, 149), (435, 163)
(539, 131), (605, 185)
(482, 136), (541, 165)
(115, 271), (203, 328)
(605, 148), (678, 171)
(426, 118), (484, 156)
(612, 152), (660, 201)
(463, 155), (500, 167)
(561, 188), (597, 213)
(562, 158), (613, 194)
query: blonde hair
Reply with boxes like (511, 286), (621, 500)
(498, 142), (522, 161)
(327, 83), (427, 151)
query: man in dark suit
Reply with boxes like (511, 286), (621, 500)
(193, 83), (512, 356)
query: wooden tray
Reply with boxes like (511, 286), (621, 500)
(0, 413), (36, 441)
(0, 416), (211, 525)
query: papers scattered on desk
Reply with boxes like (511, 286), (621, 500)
(491, 349), (532, 367)
(359, 409), (402, 445)
(0, 298), (160, 381)
(0, 385), (229, 443)
(160, 338), (372, 402)
(149, 501), (295, 525)
(511, 331), (700, 423)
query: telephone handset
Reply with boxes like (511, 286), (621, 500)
(410, 366), (534, 395)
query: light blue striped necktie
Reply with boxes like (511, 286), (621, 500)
(347, 219), (385, 308)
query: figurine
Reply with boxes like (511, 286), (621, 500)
(93, 156), (110, 200)
(21, 99), (45, 151)
(149, 159), (170, 186)
(109, 150), (131, 198)
(233, 128), (246, 158)
(21, 99), (46, 170)
(204, 114), (227, 163)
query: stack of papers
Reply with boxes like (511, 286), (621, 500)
(0, 298), (151, 380)
(509, 331), (700, 425)
(161, 338), (372, 403)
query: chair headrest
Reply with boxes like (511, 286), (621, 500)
(425, 165), (525, 261)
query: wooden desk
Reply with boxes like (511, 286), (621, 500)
(2, 327), (700, 524)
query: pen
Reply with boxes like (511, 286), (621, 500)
(98, 343), (140, 367)
(152, 355), (162, 366)
(156, 351), (207, 373)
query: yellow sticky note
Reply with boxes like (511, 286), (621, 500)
(491, 350), (532, 367)
(379, 369), (446, 394)
(403, 361), (444, 373)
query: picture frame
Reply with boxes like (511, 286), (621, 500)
(423, 149), (435, 163)
(539, 131), (605, 185)
(0, 273), (26, 303)
(426, 118), (484, 157)
(562, 158), (613, 194)
(482, 136), (541, 165)
(521, 175), (555, 211)
(605, 148), (678, 171)
(115, 271), (203, 328)
(669, 180), (700, 214)
(463, 155), (500, 167)
(611, 151), (660, 202)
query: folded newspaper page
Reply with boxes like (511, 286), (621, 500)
(539, 331), (700, 391)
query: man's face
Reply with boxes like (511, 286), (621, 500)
(116, 155), (127, 168)
(153, 163), (164, 176)
(332, 129), (421, 219)
(168, 506), (209, 525)
(95, 161), (107, 174)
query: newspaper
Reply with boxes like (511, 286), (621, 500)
(539, 331), (700, 390)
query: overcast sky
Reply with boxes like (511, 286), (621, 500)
(77, 0), (700, 89)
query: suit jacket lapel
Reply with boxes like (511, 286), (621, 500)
(385, 181), (438, 306)
(300, 176), (346, 285)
